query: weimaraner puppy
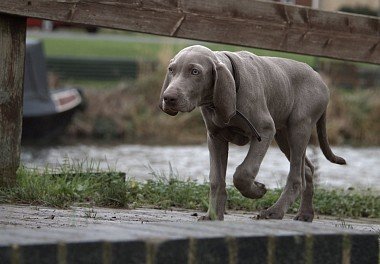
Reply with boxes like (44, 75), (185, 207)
(159, 45), (346, 222)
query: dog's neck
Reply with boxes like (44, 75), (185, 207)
(224, 53), (240, 93)
(224, 54), (261, 142)
(199, 53), (261, 142)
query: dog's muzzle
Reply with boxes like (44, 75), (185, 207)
(160, 100), (179, 116)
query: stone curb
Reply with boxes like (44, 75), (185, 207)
(0, 221), (378, 264)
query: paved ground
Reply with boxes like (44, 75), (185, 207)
(1, 204), (378, 264)
(1, 204), (379, 232)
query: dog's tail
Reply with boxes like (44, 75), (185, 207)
(316, 111), (346, 165)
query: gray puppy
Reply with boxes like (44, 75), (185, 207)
(159, 45), (345, 222)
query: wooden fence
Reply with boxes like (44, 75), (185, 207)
(0, 0), (380, 186)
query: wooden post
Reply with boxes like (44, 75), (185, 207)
(0, 14), (26, 187)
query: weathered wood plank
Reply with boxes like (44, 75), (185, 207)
(0, 14), (26, 187)
(181, 0), (380, 62)
(0, 0), (379, 63)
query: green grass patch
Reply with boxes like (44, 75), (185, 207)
(31, 33), (317, 66)
(0, 163), (378, 218)
(40, 37), (180, 59)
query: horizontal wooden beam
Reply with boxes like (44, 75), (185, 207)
(0, 0), (379, 64)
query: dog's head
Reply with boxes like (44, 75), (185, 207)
(159, 45), (236, 124)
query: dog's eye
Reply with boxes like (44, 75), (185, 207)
(191, 68), (200, 75)
(168, 67), (173, 74)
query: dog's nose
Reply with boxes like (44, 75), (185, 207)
(163, 94), (178, 106)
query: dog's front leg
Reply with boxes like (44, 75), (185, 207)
(233, 126), (275, 200)
(199, 132), (228, 221)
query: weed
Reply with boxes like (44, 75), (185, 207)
(335, 219), (354, 229)
(0, 164), (378, 219)
(84, 208), (97, 219)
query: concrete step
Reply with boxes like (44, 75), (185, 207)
(0, 220), (378, 264)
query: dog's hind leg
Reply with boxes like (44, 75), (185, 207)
(294, 157), (315, 222)
(259, 121), (312, 220)
(271, 129), (315, 222)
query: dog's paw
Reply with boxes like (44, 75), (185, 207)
(293, 212), (314, 222)
(235, 181), (267, 199)
(252, 181), (267, 198)
(257, 209), (284, 220)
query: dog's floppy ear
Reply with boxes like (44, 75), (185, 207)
(213, 61), (236, 124)
(159, 71), (170, 111)
(158, 69), (178, 116)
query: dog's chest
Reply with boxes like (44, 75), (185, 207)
(215, 125), (250, 146)
(202, 106), (251, 145)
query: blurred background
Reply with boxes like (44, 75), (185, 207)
(21, 0), (380, 191)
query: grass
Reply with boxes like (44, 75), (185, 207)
(41, 37), (180, 60)
(31, 30), (380, 68)
(0, 162), (379, 219)
(327, 88), (380, 145)
(31, 32), (317, 66)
